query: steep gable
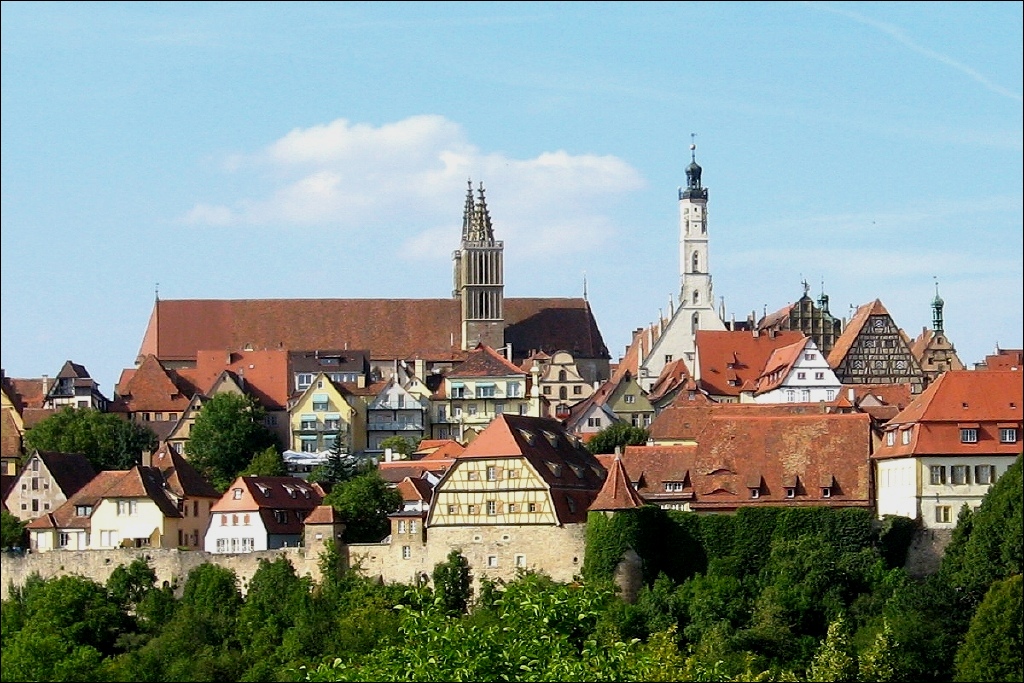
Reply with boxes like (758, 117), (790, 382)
(827, 300), (925, 393)
(695, 330), (805, 399)
(589, 455), (645, 511)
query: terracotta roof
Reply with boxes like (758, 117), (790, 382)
(873, 370), (1024, 459)
(649, 402), (828, 443)
(304, 504), (342, 525)
(695, 330), (805, 398)
(647, 357), (698, 404)
(111, 354), (194, 413)
(689, 413), (872, 509)
(137, 297), (610, 366)
(1, 409), (22, 459)
(618, 444), (697, 503)
(150, 446), (220, 498)
(8, 378), (45, 410)
(377, 460), (451, 485)
(191, 349), (291, 410)
(417, 440), (465, 460)
(589, 454), (645, 510)
(980, 349), (1023, 371)
(758, 303), (795, 330)
(25, 470), (128, 530)
(212, 476), (324, 512)
(396, 476), (434, 504)
(448, 343), (526, 378)
(753, 336), (809, 394)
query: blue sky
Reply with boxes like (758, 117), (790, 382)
(2, 1), (1021, 394)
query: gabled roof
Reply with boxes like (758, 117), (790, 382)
(192, 349), (291, 410)
(589, 455), (645, 511)
(618, 444), (697, 501)
(25, 470), (125, 530)
(396, 476), (434, 505)
(447, 343), (525, 378)
(101, 466), (182, 518)
(150, 446), (221, 498)
(827, 299), (889, 368)
(1, 409), (23, 459)
(138, 297), (610, 366)
(212, 476), (324, 512)
(304, 504), (342, 525)
(695, 330), (805, 398)
(111, 354), (193, 413)
(31, 451), (97, 498)
(753, 336), (810, 394)
(874, 370), (1023, 459)
(649, 402), (832, 443)
(647, 357), (699, 404)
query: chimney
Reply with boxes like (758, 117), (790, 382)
(42, 374), (50, 395)
(357, 375), (366, 389)
(384, 447), (394, 462)
(847, 387), (855, 402)
(414, 358), (426, 380)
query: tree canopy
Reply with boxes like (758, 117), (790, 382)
(23, 406), (157, 471)
(323, 469), (402, 543)
(184, 393), (279, 491)
(585, 422), (650, 455)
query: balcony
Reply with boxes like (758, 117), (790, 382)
(368, 421), (424, 431)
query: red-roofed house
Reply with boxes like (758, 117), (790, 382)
(873, 370), (1023, 528)
(4, 451), (96, 522)
(694, 329), (806, 402)
(744, 337), (842, 404)
(827, 299), (925, 394)
(351, 414), (607, 587)
(205, 476), (325, 553)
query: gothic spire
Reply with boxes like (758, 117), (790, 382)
(461, 178), (475, 240)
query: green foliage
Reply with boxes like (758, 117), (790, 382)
(877, 514), (918, 569)
(23, 406), (157, 471)
(184, 393), (279, 490)
(323, 469), (402, 543)
(241, 445), (287, 477)
(858, 618), (901, 682)
(585, 421), (650, 455)
(1, 509), (27, 549)
(310, 433), (364, 485)
(953, 573), (1023, 683)
(806, 612), (857, 682)
(379, 435), (416, 457)
(432, 549), (473, 615)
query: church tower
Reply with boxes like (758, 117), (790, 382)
(453, 180), (505, 351)
(638, 138), (726, 391)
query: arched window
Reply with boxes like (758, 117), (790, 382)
(692, 290), (699, 304)
(691, 312), (700, 334)
(691, 252), (700, 273)
(558, 369), (567, 382)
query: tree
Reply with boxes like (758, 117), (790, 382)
(953, 574), (1023, 683)
(310, 432), (363, 485)
(1, 510), (27, 549)
(585, 421), (649, 455)
(23, 406), (157, 471)
(379, 435), (416, 458)
(185, 393), (279, 490)
(323, 469), (402, 543)
(240, 445), (287, 477)
(432, 549), (473, 615)
(806, 612), (857, 682)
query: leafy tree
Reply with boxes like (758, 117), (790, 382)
(432, 549), (473, 615)
(310, 432), (363, 485)
(858, 618), (901, 682)
(585, 421), (650, 455)
(23, 406), (157, 471)
(806, 612), (857, 682)
(241, 445), (287, 477)
(1, 509), (27, 549)
(323, 469), (402, 543)
(185, 393), (279, 490)
(379, 435), (416, 458)
(953, 573), (1023, 683)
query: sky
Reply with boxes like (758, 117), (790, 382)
(2, 1), (1022, 395)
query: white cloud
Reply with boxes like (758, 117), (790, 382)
(181, 115), (644, 259)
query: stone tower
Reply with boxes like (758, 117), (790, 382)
(453, 180), (505, 351)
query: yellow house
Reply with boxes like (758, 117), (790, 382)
(26, 447), (220, 552)
(289, 373), (364, 454)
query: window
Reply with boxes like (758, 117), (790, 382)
(797, 372), (806, 380)
(975, 465), (997, 485)
(902, 429), (912, 445)
(951, 465), (969, 485)
(786, 390), (796, 402)
(243, 513), (250, 525)
(487, 555), (498, 568)
(814, 372), (825, 380)
(402, 546), (411, 560)
(665, 482), (683, 492)
(624, 394), (636, 404)
(886, 431), (896, 446)
(935, 506), (952, 524)
(1000, 428), (1018, 443)
(508, 382), (521, 397)
(801, 389), (811, 402)
(749, 488), (760, 499)
(494, 403), (505, 415)
(487, 500), (497, 515)
(398, 520), (407, 534)
(467, 404), (478, 416)
(587, 417), (601, 428)
(447, 504), (458, 514)
(507, 503), (517, 513)
(410, 520), (418, 534)
(59, 532), (70, 548)
(804, 352), (816, 361)
(528, 502), (538, 513)
(542, 386), (551, 395)
(664, 354), (673, 364)
(960, 428), (978, 443)
(301, 417), (317, 430)
(785, 488), (795, 499)
(468, 505), (477, 514)
(515, 554), (526, 568)
(274, 510), (288, 524)
(296, 373), (313, 391)
(574, 385), (582, 395)
(487, 466), (497, 481)
(478, 385), (495, 398)
(929, 465), (946, 485)
(232, 488), (243, 499)
(821, 487), (832, 498)
(468, 470), (479, 481)
(451, 386), (465, 399)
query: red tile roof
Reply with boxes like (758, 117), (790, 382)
(32, 451), (97, 499)
(191, 349), (291, 410)
(752, 336), (809, 394)
(873, 370), (1023, 459)
(138, 297), (610, 366)
(111, 354), (194, 413)
(25, 470), (125, 530)
(649, 402), (830, 442)
(396, 476), (434, 504)
(589, 455), (645, 510)
(695, 330), (805, 398)
(447, 342), (524, 378)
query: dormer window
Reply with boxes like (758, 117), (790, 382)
(665, 481), (684, 492)
(901, 428), (912, 445)
(749, 488), (760, 499)
(821, 487), (832, 498)
(1000, 428), (1018, 444)
(960, 427), (979, 444)
(785, 488), (796, 499)
(886, 431), (896, 446)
